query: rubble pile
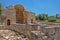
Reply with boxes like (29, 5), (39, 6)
(0, 30), (29, 40)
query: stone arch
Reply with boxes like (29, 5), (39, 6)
(14, 4), (25, 12)
(7, 19), (10, 25)
(14, 4), (25, 24)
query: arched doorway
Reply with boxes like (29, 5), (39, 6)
(7, 19), (10, 25)
(31, 19), (33, 23)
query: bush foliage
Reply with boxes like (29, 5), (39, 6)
(36, 14), (59, 22)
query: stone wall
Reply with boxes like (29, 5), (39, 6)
(14, 4), (36, 24)
(0, 24), (39, 37)
(42, 26), (60, 40)
(2, 6), (16, 25)
(23, 11), (36, 24)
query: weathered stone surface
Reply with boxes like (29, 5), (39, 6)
(0, 30), (29, 40)
(0, 36), (6, 40)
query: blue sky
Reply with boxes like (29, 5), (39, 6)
(0, 0), (60, 16)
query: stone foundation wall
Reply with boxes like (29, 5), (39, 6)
(42, 26), (60, 40)
(0, 24), (38, 37)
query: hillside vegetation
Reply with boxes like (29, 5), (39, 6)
(36, 13), (60, 22)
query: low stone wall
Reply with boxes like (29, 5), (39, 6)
(42, 26), (60, 40)
(0, 24), (38, 37)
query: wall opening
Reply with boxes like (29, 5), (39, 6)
(7, 19), (10, 25)
(31, 19), (33, 23)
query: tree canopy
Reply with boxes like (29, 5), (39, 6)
(0, 2), (2, 15)
(36, 13), (60, 22)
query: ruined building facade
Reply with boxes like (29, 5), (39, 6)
(1, 4), (36, 25)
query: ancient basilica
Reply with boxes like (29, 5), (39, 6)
(0, 4), (36, 25)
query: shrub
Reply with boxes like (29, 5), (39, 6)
(48, 17), (57, 22)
